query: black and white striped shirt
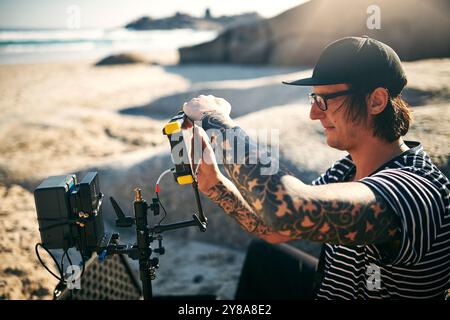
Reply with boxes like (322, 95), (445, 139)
(312, 141), (450, 299)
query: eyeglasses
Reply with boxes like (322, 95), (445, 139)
(308, 89), (354, 111)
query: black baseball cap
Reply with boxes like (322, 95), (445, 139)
(283, 36), (407, 96)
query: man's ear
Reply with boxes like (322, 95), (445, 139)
(367, 87), (389, 115)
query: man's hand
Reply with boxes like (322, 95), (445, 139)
(182, 94), (234, 194)
(186, 123), (222, 194)
(183, 95), (232, 121)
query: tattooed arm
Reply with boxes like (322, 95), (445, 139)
(198, 112), (401, 246)
(189, 121), (291, 244)
(204, 175), (292, 244)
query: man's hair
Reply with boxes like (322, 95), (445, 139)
(345, 82), (412, 142)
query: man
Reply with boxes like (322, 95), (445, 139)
(182, 36), (450, 299)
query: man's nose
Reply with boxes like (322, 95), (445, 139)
(309, 102), (326, 120)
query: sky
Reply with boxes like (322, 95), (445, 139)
(0, 0), (307, 29)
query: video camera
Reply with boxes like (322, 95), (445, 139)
(33, 111), (208, 300)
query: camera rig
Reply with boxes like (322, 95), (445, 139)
(33, 111), (207, 300)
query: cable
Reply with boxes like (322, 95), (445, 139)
(63, 245), (85, 298)
(155, 169), (171, 226)
(62, 250), (70, 300)
(156, 192), (168, 225)
(66, 250), (73, 269)
(39, 207), (100, 232)
(156, 169), (172, 187)
(36, 229), (88, 300)
(35, 243), (63, 282)
(60, 249), (75, 300)
(60, 250), (67, 280)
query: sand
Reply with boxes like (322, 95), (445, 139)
(0, 57), (448, 299)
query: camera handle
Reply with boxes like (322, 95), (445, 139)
(100, 186), (207, 300)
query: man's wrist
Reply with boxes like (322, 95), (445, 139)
(196, 163), (225, 193)
(202, 173), (226, 198)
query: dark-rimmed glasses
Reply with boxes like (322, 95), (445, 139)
(308, 89), (354, 111)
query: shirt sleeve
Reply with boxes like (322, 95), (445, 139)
(359, 168), (445, 266)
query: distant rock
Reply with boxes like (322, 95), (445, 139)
(125, 10), (261, 31)
(95, 53), (151, 66)
(207, 12), (262, 30)
(179, 0), (450, 65)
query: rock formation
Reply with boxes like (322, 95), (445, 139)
(179, 0), (450, 65)
(125, 10), (261, 31)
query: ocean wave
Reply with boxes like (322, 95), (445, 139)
(0, 28), (217, 63)
(0, 28), (217, 44)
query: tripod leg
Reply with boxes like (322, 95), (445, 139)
(134, 190), (153, 300)
(140, 265), (153, 300)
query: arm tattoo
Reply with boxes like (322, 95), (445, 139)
(201, 112), (401, 245)
(270, 179), (401, 245)
(204, 179), (274, 237)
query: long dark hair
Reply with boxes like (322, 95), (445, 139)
(345, 82), (412, 142)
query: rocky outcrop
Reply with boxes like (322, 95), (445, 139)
(95, 53), (149, 66)
(179, 0), (450, 65)
(125, 11), (261, 31)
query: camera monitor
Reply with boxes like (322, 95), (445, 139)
(34, 172), (104, 254)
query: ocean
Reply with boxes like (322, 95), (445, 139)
(0, 28), (217, 64)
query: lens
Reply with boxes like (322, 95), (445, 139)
(309, 94), (326, 111)
(318, 95), (327, 111)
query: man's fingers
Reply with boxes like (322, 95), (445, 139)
(190, 126), (215, 166)
(190, 126), (204, 166)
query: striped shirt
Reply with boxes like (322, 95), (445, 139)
(312, 141), (450, 299)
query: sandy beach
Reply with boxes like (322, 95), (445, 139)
(0, 55), (449, 299)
